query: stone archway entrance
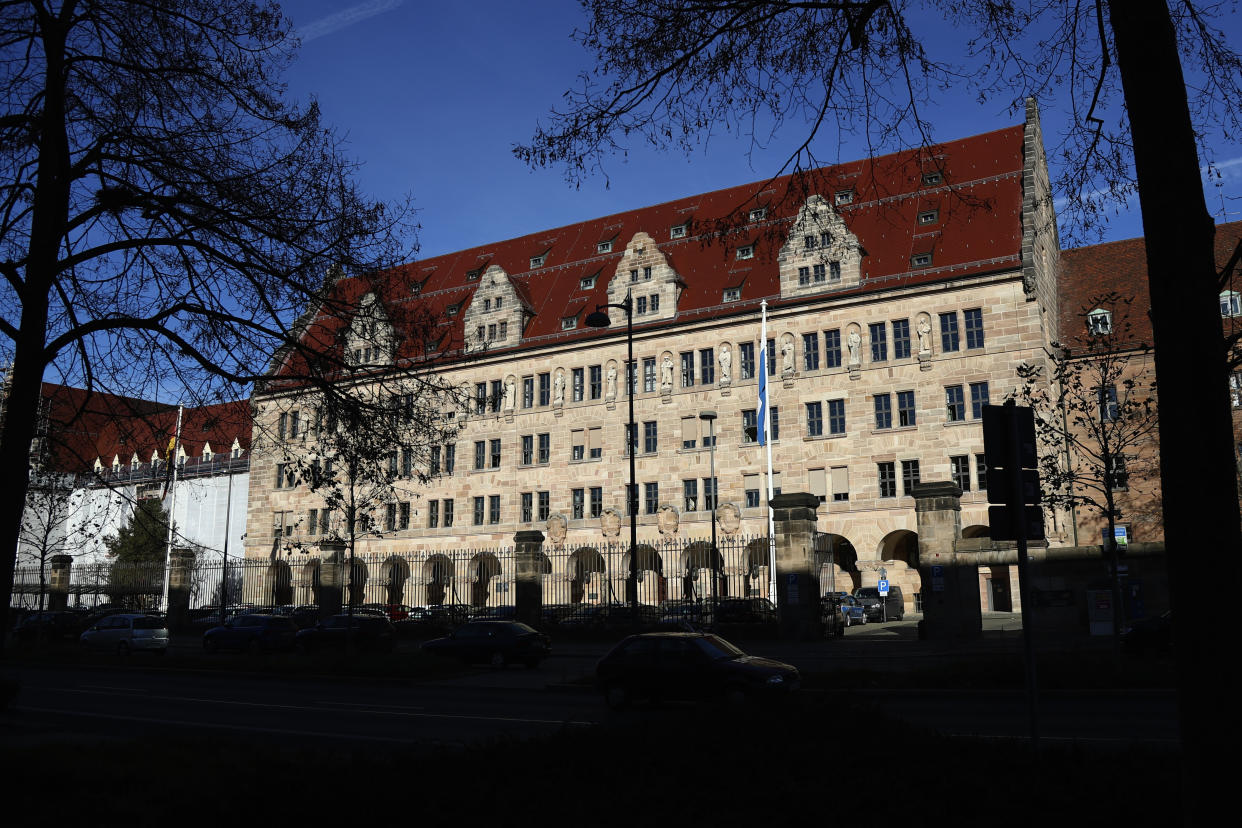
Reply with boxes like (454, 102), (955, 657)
(623, 545), (666, 606)
(878, 529), (921, 610)
(470, 552), (503, 607)
(265, 560), (293, 607)
(682, 541), (726, 601)
(424, 554), (453, 606)
(382, 556), (410, 606)
(569, 547), (606, 605)
(817, 533), (859, 593)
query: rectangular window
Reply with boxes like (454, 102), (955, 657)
(683, 479), (698, 512)
(829, 261), (841, 281)
(809, 468), (827, 504)
(680, 351), (695, 387)
(650, 294), (660, 313)
(742, 409), (758, 444)
(475, 382), (487, 415)
(428, 500), (439, 529)
(945, 385), (965, 422)
(387, 451), (398, 478)
(538, 491), (550, 520)
(589, 365), (602, 399)
(589, 487), (603, 518)
(869, 322), (887, 362)
(874, 394), (892, 430)
(572, 488), (585, 520)
(951, 455), (971, 491)
(831, 466), (849, 502)
(571, 429), (585, 461)
(1098, 385), (1119, 422)
(770, 406), (780, 441)
(521, 492), (533, 523)
(443, 499), (454, 528)
(278, 412), (287, 441)
(308, 508), (319, 535)
(473, 496), (485, 526)
(964, 308), (985, 350)
(521, 434), (534, 465)
(522, 376), (534, 409)
(975, 454), (988, 492)
(824, 329), (842, 368)
(643, 421), (658, 454)
(681, 416), (698, 450)
(803, 333), (820, 371)
(625, 423), (638, 456)
(538, 373), (551, 406)
(703, 477), (718, 511)
(745, 474), (761, 509)
(644, 482), (659, 515)
(425, 447), (436, 477)
(491, 380), (503, 412)
(489, 495), (501, 524)
(445, 444), (456, 475)
(643, 357), (656, 392)
(806, 402), (823, 437)
(798, 266), (811, 286)
(892, 319), (911, 359)
(1110, 456), (1129, 491)
(813, 263), (826, 283)
(939, 312), (960, 352)
(588, 427), (602, 459)
(700, 348), (715, 385)
(827, 400), (845, 436)
(399, 501), (410, 530)
(878, 462), (897, 498)
(901, 460), (921, 495)
(740, 342), (755, 379)
(897, 390), (916, 427)
(636, 295), (648, 315)
(626, 361), (638, 396)
(969, 382), (990, 419)
(385, 502), (397, 532)
(573, 367), (584, 402)
(489, 438), (501, 468)
(767, 339), (777, 376)
(538, 433), (550, 464)
(474, 441), (486, 471)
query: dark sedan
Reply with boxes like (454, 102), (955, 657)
(421, 621), (550, 668)
(203, 614), (299, 653)
(596, 632), (800, 709)
(295, 613), (395, 653)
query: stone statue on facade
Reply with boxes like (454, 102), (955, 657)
(553, 370), (565, 405)
(781, 338), (795, 374)
(718, 343), (731, 385)
(504, 377), (516, 410)
(847, 329), (861, 364)
(917, 317), (932, 354)
(660, 355), (674, 392)
(605, 364), (617, 400)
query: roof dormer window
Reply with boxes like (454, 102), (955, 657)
(466, 269), (480, 281)
(580, 275), (596, 290)
(921, 171), (943, 186)
(597, 240), (613, 254)
(562, 316), (577, 330)
(834, 190), (855, 206)
(748, 207), (767, 222)
(736, 245), (754, 260)
(723, 287), (741, 302)
(446, 304), (460, 317)
(530, 254), (546, 269)
(918, 209), (939, 225)
(1221, 290), (1241, 318)
(1086, 308), (1113, 335)
(670, 223), (687, 239)
(911, 252), (932, 268)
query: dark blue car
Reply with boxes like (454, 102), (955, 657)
(203, 614), (299, 653)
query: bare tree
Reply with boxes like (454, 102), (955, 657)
(519, 3), (1240, 812)
(0, 1), (417, 639)
(1015, 294), (1159, 646)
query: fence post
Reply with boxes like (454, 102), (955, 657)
(166, 548), (196, 631)
(514, 530), (545, 628)
(911, 482), (980, 640)
(771, 492), (822, 640)
(318, 541), (346, 620)
(48, 555), (73, 611)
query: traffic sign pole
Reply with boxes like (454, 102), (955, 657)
(1004, 402), (1040, 750)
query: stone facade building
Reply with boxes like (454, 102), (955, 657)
(246, 102), (1064, 616)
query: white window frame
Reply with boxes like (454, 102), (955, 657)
(736, 245), (754, 260)
(1087, 308), (1113, 336)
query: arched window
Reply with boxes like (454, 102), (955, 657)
(1086, 308), (1112, 335)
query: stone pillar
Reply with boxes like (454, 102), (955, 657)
(318, 540), (345, 620)
(771, 492), (821, 640)
(166, 548), (197, 631)
(48, 554), (73, 611)
(514, 530), (545, 629)
(912, 482), (981, 640)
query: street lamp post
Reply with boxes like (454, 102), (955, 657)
(699, 410), (718, 627)
(585, 292), (639, 627)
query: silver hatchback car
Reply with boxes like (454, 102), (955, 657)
(80, 613), (169, 655)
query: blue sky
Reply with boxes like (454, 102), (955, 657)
(282, 0), (1242, 260)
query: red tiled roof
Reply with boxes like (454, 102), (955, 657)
(274, 123), (1029, 378)
(1059, 220), (1242, 347)
(37, 383), (251, 474)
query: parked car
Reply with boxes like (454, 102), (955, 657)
(826, 592), (868, 626)
(1122, 610), (1173, 655)
(853, 586), (905, 621)
(595, 632), (800, 709)
(421, 621), (551, 668)
(469, 606), (517, 622)
(716, 597), (778, 625)
(270, 604), (322, 629)
(295, 613), (395, 653)
(80, 613), (169, 655)
(14, 609), (90, 643)
(203, 614), (299, 653)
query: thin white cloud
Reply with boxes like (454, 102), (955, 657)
(1204, 155), (1242, 181)
(298, 0), (405, 44)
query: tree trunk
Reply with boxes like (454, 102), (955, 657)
(1109, 1), (1241, 823)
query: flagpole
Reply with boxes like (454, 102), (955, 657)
(759, 301), (777, 605)
(160, 404), (183, 612)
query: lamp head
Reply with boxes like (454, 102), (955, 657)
(585, 309), (611, 328)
